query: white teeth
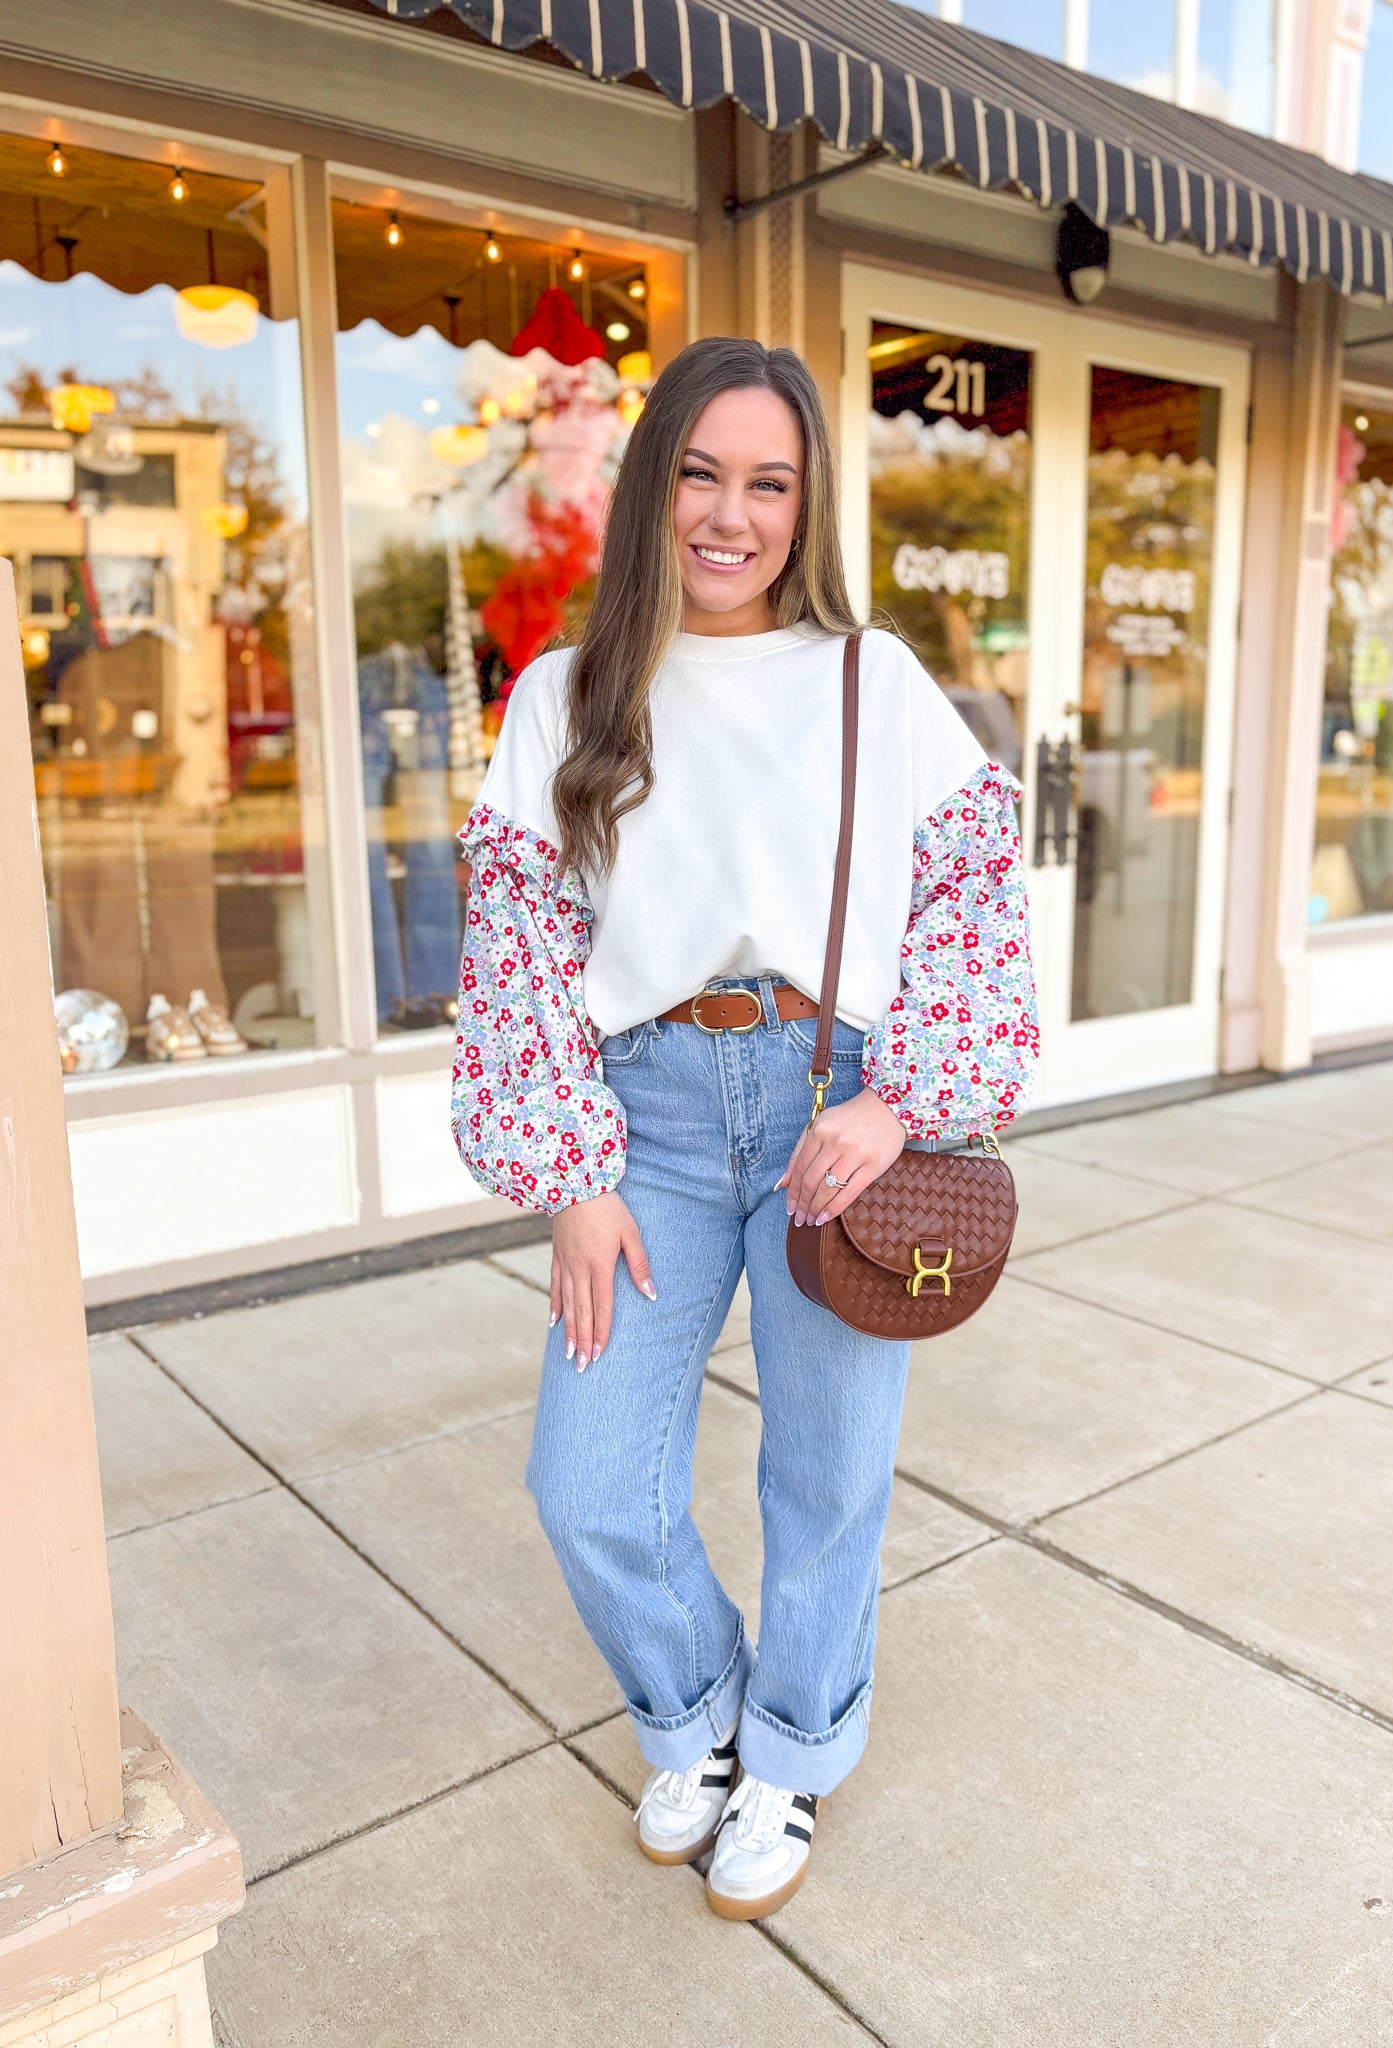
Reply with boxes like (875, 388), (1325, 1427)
(694, 546), (750, 565)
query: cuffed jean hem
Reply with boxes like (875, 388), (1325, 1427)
(737, 1680), (874, 1798)
(625, 1626), (754, 1772)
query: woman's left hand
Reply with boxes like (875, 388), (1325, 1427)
(779, 1087), (908, 1227)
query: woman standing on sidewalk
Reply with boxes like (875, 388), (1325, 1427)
(451, 337), (1037, 1919)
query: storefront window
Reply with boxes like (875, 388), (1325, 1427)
(332, 196), (649, 1033)
(1359, 1), (1393, 181)
(1312, 402), (1393, 923)
(960, 0), (1065, 61)
(1073, 369), (1219, 1019)
(2, 136), (318, 1073)
(1088, 1), (1176, 99)
(868, 324), (1031, 778)
(1195, 0), (1274, 133)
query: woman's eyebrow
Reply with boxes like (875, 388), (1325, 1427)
(682, 446), (798, 474)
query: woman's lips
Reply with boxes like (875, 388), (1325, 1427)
(689, 543), (755, 574)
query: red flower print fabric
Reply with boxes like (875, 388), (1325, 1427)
(861, 761), (1039, 1142)
(451, 803), (626, 1213)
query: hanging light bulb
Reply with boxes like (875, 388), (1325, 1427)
(627, 276), (647, 301)
(567, 249), (586, 282)
(170, 166), (188, 202)
(48, 141), (67, 177)
(606, 321), (631, 342)
(386, 212), (403, 248)
(484, 233), (502, 263)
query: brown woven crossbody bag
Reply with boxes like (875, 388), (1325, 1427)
(785, 633), (1018, 1340)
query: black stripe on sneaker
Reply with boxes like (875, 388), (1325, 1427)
(791, 1794), (818, 1819)
(711, 1742), (738, 1759)
(699, 1770), (732, 1787)
(784, 1822), (813, 1843)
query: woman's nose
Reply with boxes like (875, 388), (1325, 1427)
(707, 487), (748, 534)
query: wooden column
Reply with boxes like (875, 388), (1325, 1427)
(0, 562), (242, 2047)
(0, 558), (122, 1873)
(1223, 280), (1344, 1074)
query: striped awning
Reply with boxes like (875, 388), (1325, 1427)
(359, 0), (1393, 301)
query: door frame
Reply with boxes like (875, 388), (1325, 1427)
(840, 262), (1251, 1108)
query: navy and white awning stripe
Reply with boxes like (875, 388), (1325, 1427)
(363, 0), (1393, 301)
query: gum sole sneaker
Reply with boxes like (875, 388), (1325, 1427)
(635, 1729), (740, 1866)
(705, 1776), (818, 1920)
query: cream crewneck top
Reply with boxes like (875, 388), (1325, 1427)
(474, 623), (989, 1040)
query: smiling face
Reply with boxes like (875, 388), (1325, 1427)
(671, 385), (805, 636)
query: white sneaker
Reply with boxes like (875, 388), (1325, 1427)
(634, 1724), (740, 1866)
(705, 1774), (819, 1920)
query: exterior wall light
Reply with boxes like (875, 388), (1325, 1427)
(1056, 203), (1110, 304)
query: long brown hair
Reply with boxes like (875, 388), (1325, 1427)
(551, 337), (857, 879)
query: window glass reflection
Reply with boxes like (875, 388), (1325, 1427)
(1312, 403), (1393, 922)
(962, 0), (1065, 61)
(1073, 369), (1219, 1020)
(1359, 0), (1393, 179)
(2, 138), (318, 1072)
(868, 324), (1031, 778)
(1196, 0), (1274, 132)
(1088, 0), (1176, 98)
(333, 199), (650, 1033)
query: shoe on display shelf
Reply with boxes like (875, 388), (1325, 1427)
(144, 994), (208, 1063)
(188, 988), (249, 1057)
(634, 1719), (740, 1866)
(705, 1774), (819, 1920)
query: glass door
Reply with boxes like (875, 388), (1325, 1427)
(842, 269), (1250, 1108)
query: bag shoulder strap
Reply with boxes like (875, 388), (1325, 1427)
(808, 631), (861, 1107)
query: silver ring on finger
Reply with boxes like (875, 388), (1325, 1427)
(823, 1170), (851, 1189)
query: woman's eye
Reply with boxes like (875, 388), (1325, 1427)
(680, 464), (716, 482)
(754, 478), (788, 493)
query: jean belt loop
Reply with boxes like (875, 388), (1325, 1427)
(757, 973), (780, 1032)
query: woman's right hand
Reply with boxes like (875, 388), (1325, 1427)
(550, 1189), (656, 1371)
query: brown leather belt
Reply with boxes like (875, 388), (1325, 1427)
(657, 983), (819, 1033)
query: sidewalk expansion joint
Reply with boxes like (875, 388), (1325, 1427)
(560, 1740), (893, 2043)
(888, 1464), (1393, 1742)
(1004, 1268), (1344, 1390)
(128, 1333), (561, 1744)
(244, 1743), (557, 1890)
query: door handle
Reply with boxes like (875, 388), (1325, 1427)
(1032, 736), (1075, 867)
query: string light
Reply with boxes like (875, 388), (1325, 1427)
(606, 321), (631, 342)
(1355, 413), (1370, 432)
(170, 166), (188, 202)
(567, 249), (586, 282)
(386, 212), (403, 248)
(48, 142), (67, 177)
(484, 233), (502, 263)
(627, 277), (646, 301)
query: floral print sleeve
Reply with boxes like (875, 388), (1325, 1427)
(451, 802), (625, 1213)
(862, 761), (1039, 1144)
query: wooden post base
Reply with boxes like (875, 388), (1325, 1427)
(0, 1713), (242, 2048)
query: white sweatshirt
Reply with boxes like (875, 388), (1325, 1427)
(474, 623), (988, 1038)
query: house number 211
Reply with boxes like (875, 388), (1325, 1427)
(924, 354), (986, 416)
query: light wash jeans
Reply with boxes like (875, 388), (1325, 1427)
(525, 975), (913, 1797)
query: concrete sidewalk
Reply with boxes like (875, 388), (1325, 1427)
(92, 1059), (1393, 2046)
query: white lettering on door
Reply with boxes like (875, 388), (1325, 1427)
(1099, 563), (1196, 612)
(893, 544), (1009, 599)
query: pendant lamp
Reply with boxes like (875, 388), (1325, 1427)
(175, 231), (259, 349)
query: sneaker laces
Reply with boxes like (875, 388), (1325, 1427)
(635, 1755), (705, 1822)
(720, 1774), (795, 1854)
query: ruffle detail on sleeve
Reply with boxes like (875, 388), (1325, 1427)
(452, 803), (625, 1213)
(861, 761), (1039, 1144)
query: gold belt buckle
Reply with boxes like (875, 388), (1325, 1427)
(690, 985), (763, 1035)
